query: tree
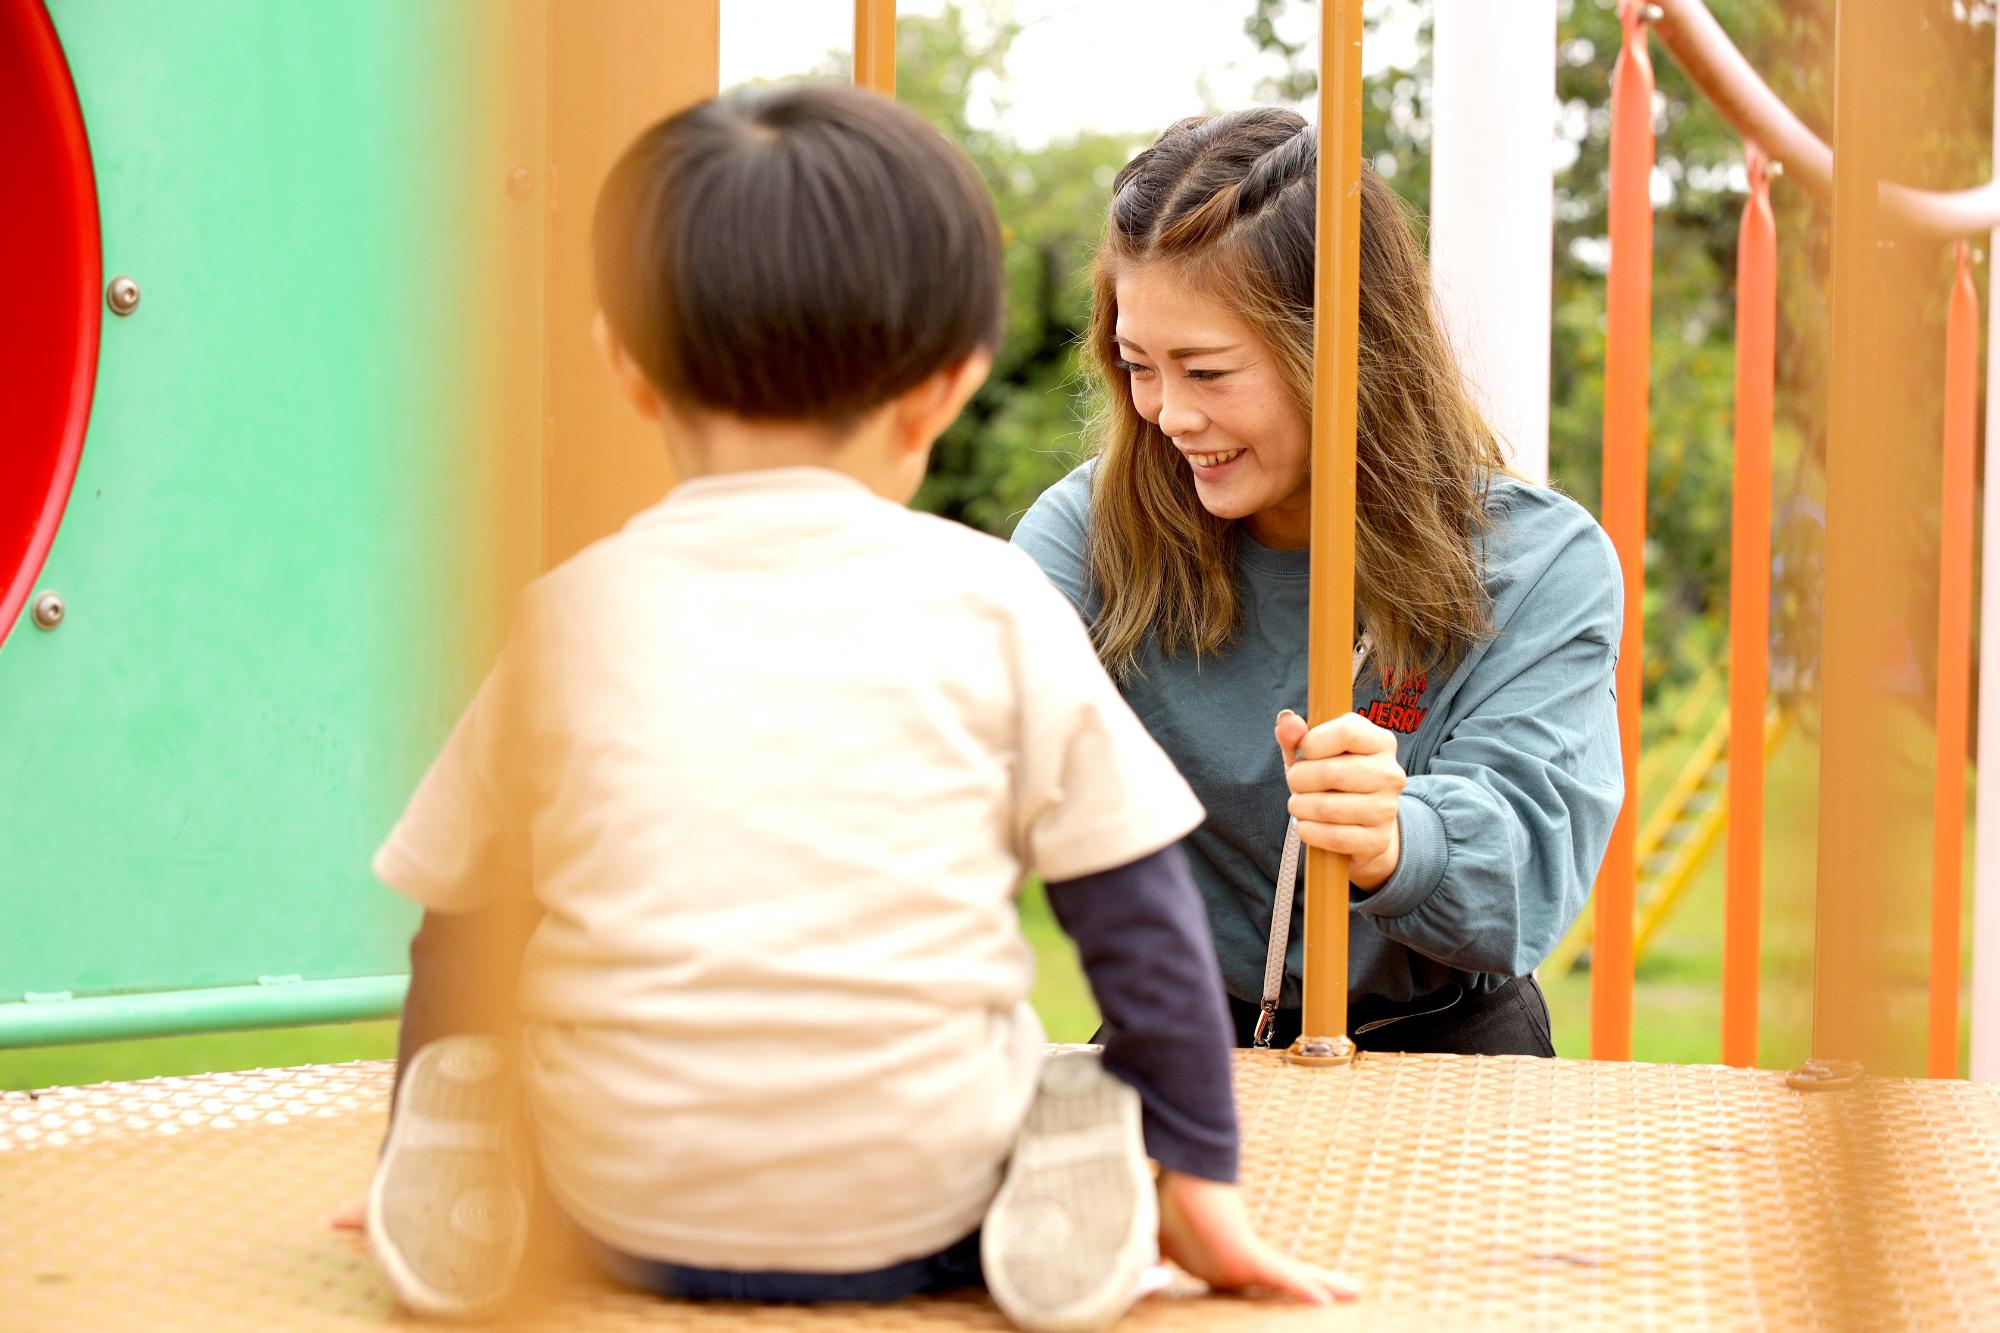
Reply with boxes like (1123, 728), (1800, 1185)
(894, 7), (1144, 534)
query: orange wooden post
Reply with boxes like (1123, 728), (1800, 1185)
(1592, 0), (1655, 1062)
(1294, 0), (1366, 1059)
(1812, 0), (1931, 1077)
(540, 1), (718, 568)
(1929, 241), (1980, 1079)
(1722, 145), (1776, 1070)
(854, 0), (896, 97)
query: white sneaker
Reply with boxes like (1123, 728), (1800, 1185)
(983, 1051), (1157, 1332)
(367, 1036), (530, 1320)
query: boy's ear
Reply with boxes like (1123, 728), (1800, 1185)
(593, 312), (665, 422)
(894, 349), (993, 452)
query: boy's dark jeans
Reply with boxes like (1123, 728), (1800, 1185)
(593, 1229), (983, 1302)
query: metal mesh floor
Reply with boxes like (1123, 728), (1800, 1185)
(5, 1050), (1998, 1329)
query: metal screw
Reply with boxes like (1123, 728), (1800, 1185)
(106, 276), (140, 316)
(1641, 3), (1665, 22)
(31, 591), (64, 631)
(506, 166), (534, 200)
(1765, 159), (1784, 180)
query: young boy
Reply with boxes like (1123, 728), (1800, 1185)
(362, 84), (1351, 1330)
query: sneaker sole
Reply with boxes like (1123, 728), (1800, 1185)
(982, 1052), (1156, 1333)
(367, 1036), (528, 1320)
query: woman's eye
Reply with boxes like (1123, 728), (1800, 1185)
(1185, 369), (1228, 382)
(1113, 358), (1152, 376)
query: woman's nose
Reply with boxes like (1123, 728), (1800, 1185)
(1157, 384), (1207, 439)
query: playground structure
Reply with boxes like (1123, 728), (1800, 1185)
(6, 0), (2000, 1326)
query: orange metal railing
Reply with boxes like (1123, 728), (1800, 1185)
(1930, 242), (1980, 1078)
(1722, 145), (1777, 1070)
(1591, 0), (1656, 1063)
(1609, 0), (1992, 1078)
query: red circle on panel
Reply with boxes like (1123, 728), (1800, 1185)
(0, 0), (100, 647)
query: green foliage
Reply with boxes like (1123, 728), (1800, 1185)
(890, 7), (1145, 533)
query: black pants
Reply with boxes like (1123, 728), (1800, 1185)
(1227, 976), (1557, 1056)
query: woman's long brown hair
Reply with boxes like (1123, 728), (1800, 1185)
(1084, 107), (1508, 686)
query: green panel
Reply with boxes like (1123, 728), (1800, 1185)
(1, 2), (542, 1040)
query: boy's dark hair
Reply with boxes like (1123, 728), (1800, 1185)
(594, 84), (1005, 427)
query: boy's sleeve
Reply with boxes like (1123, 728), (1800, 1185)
(1047, 846), (1239, 1182)
(1006, 553), (1204, 881)
(373, 648), (530, 916)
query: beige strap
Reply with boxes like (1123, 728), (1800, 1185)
(1255, 633), (1372, 1048)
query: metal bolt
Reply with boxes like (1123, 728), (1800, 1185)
(506, 166), (534, 200)
(1765, 159), (1784, 180)
(1786, 1056), (1863, 1091)
(106, 275), (140, 316)
(1641, 3), (1665, 22)
(31, 591), (64, 631)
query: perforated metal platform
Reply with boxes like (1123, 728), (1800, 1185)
(5, 1051), (1998, 1329)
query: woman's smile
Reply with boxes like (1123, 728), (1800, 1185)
(1181, 445), (1247, 476)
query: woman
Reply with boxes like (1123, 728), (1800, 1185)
(1012, 108), (1624, 1055)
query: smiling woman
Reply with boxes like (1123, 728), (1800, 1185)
(1011, 107), (1627, 1056)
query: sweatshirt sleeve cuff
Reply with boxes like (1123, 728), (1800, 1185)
(1356, 790), (1448, 920)
(1139, 1110), (1239, 1183)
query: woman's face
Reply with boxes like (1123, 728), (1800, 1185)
(1113, 261), (1312, 548)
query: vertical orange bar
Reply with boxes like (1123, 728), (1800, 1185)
(1929, 242), (1979, 1079)
(1722, 145), (1776, 1070)
(1299, 0), (1366, 1047)
(1591, 0), (1654, 1062)
(1814, 0), (1929, 1076)
(540, 1), (719, 568)
(854, 1), (896, 97)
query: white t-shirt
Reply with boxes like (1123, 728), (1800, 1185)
(374, 466), (1204, 1272)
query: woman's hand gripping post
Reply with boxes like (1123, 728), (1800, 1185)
(1274, 710), (1407, 891)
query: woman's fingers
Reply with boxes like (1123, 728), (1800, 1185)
(1295, 711), (1397, 762)
(1285, 753), (1406, 797)
(1274, 710), (1309, 768)
(1287, 790), (1396, 827)
(1292, 816), (1391, 859)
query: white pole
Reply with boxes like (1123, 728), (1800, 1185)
(1969, 14), (2000, 1083)
(1428, 0), (1557, 484)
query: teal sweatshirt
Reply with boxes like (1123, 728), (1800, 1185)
(1011, 462), (1625, 1007)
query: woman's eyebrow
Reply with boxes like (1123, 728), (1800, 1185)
(1168, 343), (1241, 359)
